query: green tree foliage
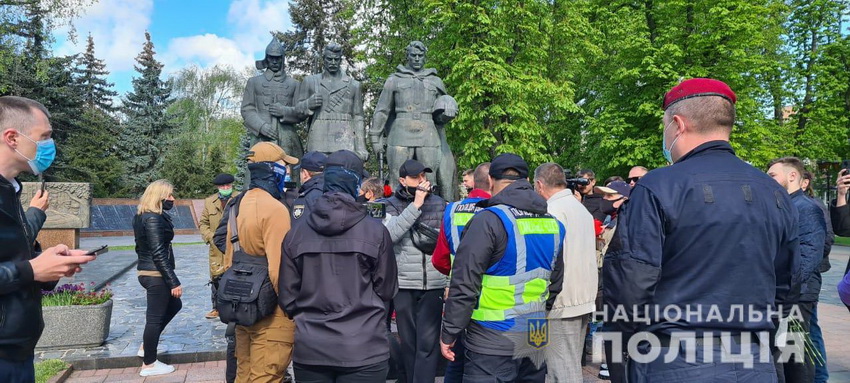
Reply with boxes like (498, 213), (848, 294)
(275, 0), (360, 76)
(73, 33), (117, 111)
(420, 0), (579, 170)
(119, 31), (174, 197)
(161, 65), (246, 198)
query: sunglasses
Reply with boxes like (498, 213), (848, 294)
(627, 177), (641, 183)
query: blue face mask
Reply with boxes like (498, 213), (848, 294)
(16, 132), (56, 175)
(272, 163), (288, 193)
(662, 120), (680, 164)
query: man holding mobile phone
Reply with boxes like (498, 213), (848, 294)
(0, 96), (95, 382)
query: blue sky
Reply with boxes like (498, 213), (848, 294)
(52, 0), (293, 95)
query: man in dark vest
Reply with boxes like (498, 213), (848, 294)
(380, 159), (447, 383)
(281, 150), (398, 381)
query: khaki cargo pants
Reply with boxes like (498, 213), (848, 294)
(235, 311), (295, 383)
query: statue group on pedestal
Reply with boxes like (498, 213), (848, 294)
(241, 38), (458, 199)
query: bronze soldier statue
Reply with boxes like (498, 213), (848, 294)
(370, 41), (458, 200)
(295, 43), (368, 160)
(241, 37), (308, 160)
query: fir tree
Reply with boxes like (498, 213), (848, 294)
(73, 34), (117, 111)
(119, 31), (174, 196)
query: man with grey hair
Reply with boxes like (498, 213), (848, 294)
(295, 42), (368, 160)
(0, 96), (95, 381)
(533, 162), (597, 382)
(603, 79), (799, 382)
(371, 41), (458, 200)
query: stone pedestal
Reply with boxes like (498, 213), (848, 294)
(36, 228), (80, 249)
(20, 182), (91, 249)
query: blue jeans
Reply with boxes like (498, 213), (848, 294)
(0, 356), (35, 383)
(811, 303), (828, 383)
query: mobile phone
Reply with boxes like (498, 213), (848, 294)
(842, 160), (850, 176)
(39, 174), (45, 194)
(85, 245), (109, 256)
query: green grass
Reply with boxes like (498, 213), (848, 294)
(35, 359), (67, 383)
(835, 236), (850, 247)
(109, 241), (205, 251)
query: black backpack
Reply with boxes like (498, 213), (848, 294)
(216, 202), (278, 326)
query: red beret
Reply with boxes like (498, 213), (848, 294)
(663, 78), (737, 110)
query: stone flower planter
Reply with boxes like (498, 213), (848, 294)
(36, 299), (113, 350)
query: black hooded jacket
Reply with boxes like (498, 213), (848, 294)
(441, 180), (565, 356)
(280, 192), (398, 367)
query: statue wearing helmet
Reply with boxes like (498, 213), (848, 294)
(241, 37), (309, 162)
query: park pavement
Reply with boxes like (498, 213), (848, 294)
(56, 235), (850, 382)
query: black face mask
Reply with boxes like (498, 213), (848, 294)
(600, 199), (618, 216)
(404, 186), (419, 196)
(465, 186), (473, 193)
(162, 200), (174, 211)
(355, 194), (368, 203)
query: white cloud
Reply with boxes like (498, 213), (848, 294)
(53, 0), (154, 74)
(226, 0), (292, 55)
(161, 34), (254, 74)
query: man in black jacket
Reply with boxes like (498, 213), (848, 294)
(767, 157), (826, 382)
(604, 79), (799, 382)
(440, 153), (565, 382)
(0, 96), (95, 381)
(291, 151), (326, 221)
(281, 150), (398, 381)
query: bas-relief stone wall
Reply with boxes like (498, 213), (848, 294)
(20, 182), (91, 229)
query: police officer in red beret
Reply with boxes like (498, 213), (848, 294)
(602, 78), (800, 382)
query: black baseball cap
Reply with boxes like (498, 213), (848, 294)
(299, 151), (327, 172)
(489, 153), (528, 180)
(212, 173), (235, 185)
(399, 159), (433, 178)
(326, 150), (367, 177)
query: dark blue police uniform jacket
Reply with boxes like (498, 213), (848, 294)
(603, 141), (801, 336)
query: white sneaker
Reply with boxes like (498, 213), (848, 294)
(137, 344), (165, 357)
(601, 363), (609, 370)
(140, 360), (175, 377)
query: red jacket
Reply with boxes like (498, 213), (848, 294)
(432, 189), (492, 275)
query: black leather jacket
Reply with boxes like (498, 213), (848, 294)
(0, 176), (55, 361)
(134, 212), (180, 288)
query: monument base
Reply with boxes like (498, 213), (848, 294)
(37, 228), (80, 249)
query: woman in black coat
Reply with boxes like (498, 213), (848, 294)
(134, 179), (182, 377)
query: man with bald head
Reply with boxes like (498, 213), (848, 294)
(602, 79), (800, 381)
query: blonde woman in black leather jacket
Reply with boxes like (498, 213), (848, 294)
(134, 179), (182, 377)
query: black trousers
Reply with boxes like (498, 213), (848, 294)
(603, 324), (628, 383)
(139, 276), (182, 365)
(773, 301), (816, 383)
(293, 361), (389, 383)
(393, 289), (443, 383)
(463, 350), (546, 383)
(0, 356), (34, 383)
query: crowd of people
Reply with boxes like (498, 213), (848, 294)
(2, 77), (850, 383)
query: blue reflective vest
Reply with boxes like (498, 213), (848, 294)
(473, 204), (565, 331)
(443, 196), (487, 256)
